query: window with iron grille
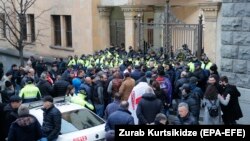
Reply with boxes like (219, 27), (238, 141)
(20, 14), (27, 41)
(65, 16), (72, 47)
(28, 14), (35, 42)
(52, 15), (61, 46)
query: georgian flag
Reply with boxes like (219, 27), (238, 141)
(128, 82), (151, 125)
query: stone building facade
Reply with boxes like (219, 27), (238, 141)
(221, 0), (250, 89)
(0, 0), (222, 64)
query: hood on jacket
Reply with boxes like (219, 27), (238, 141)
(142, 93), (156, 101)
(15, 115), (36, 128)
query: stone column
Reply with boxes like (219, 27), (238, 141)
(153, 6), (164, 48)
(121, 6), (145, 52)
(98, 6), (111, 49)
(200, 2), (221, 63)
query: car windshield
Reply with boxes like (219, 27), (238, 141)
(61, 109), (105, 134)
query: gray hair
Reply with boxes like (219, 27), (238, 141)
(18, 105), (29, 116)
(155, 113), (167, 122)
(144, 87), (155, 94)
(120, 101), (129, 109)
(40, 72), (47, 80)
(178, 102), (189, 111)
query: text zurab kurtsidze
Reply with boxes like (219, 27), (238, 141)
(119, 129), (198, 136)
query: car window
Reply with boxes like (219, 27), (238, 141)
(61, 109), (105, 134)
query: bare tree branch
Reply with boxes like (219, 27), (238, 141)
(0, 0), (50, 65)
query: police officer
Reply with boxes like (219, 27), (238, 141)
(19, 77), (41, 103)
(70, 88), (94, 111)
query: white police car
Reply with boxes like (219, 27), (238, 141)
(27, 98), (106, 141)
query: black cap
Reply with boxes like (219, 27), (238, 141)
(10, 95), (21, 102)
(43, 96), (53, 103)
(26, 77), (34, 84)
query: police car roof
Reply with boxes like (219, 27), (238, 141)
(25, 97), (86, 113)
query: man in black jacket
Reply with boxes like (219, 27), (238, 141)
(173, 102), (198, 125)
(136, 87), (164, 125)
(3, 95), (22, 139)
(220, 76), (243, 125)
(8, 105), (42, 141)
(0, 103), (6, 141)
(37, 72), (53, 97)
(53, 75), (70, 97)
(41, 96), (61, 141)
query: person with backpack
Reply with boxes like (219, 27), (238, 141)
(203, 76), (221, 125)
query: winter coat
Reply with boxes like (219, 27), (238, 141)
(156, 76), (172, 105)
(8, 114), (42, 141)
(181, 92), (200, 121)
(0, 103), (6, 141)
(107, 78), (123, 97)
(105, 108), (134, 131)
(53, 79), (70, 97)
(221, 84), (243, 123)
(93, 80), (105, 105)
(1, 87), (15, 103)
(203, 98), (222, 125)
(119, 77), (135, 101)
(37, 79), (53, 97)
(174, 77), (189, 99)
(3, 104), (19, 138)
(136, 93), (163, 125)
(192, 68), (206, 91)
(42, 105), (61, 141)
(173, 113), (198, 125)
(104, 100), (120, 120)
(80, 83), (93, 103)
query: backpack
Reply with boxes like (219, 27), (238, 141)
(208, 100), (219, 117)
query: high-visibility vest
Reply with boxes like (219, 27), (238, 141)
(68, 59), (76, 66)
(187, 62), (195, 72)
(77, 59), (84, 66)
(19, 84), (41, 100)
(71, 93), (94, 110)
(201, 62), (213, 70)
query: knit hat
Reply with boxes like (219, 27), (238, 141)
(18, 105), (29, 116)
(26, 77), (34, 84)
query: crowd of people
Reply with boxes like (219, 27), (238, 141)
(0, 45), (243, 141)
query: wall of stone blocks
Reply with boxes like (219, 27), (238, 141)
(221, 0), (250, 88)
